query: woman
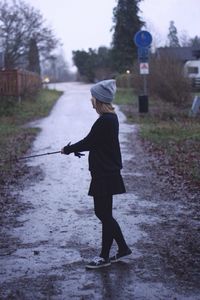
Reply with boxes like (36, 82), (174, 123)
(61, 79), (131, 269)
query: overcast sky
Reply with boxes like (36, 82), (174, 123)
(21, 0), (200, 70)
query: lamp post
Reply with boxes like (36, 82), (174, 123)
(126, 69), (131, 89)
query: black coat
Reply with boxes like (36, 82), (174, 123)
(64, 113), (126, 196)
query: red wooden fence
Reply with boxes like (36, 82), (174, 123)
(0, 69), (41, 97)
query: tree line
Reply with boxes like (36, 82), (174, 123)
(0, 0), (73, 81)
(73, 0), (144, 82)
(73, 1), (200, 82)
(0, 0), (145, 82)
(0, 0), (200, 83)
(167, 21), (200, 48)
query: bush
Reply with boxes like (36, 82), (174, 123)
(131, 56), (192, 106)
(116, 73), (135, 88)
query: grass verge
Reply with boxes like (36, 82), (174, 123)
(115, 89), (200, 186)
(0, 89), (62, 181)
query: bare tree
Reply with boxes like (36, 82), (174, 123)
(0, 0), (59, 70)
(143, 21), (163, 52)
(179, 31), (191, 47)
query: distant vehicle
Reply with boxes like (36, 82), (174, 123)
(184, 60), (200, 79)
(184, 60), (200, 90)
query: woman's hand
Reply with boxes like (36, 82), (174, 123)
(61, 142), (71, 155)
(61, 142), (84, 158)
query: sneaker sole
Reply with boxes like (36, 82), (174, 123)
(85, 262), (111, 269)
(110, 251), (132, 263)
(110, 258), (120, 263)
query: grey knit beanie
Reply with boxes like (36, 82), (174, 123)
(90, 79), (116, 103)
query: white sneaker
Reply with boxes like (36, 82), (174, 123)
(85, 257), (111, 269)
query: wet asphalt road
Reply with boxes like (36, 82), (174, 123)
(0, 82), (199, 299)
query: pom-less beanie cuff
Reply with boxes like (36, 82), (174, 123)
(90, 79), (116, 103)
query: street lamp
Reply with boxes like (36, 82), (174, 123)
(126, 70), (131, 89)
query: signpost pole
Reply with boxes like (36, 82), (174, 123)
(134, 30), (152, 113)
(143, 74), (147, 95)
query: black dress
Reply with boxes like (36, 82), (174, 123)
(63, 113), (126, 197)
(88, 172), (125, 197)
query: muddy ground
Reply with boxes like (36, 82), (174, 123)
(0, 83), (199, 300)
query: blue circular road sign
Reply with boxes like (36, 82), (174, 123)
(134, 31), (152, 47)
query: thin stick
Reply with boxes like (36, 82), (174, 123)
(0, 151), (61, 164)
(17, 151), (61, 160)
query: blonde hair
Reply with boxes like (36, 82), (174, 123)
(91, 97), (115, 115)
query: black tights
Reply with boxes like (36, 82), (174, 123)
(93, 195), (128, 260)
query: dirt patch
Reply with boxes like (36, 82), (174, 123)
(122, 125), (200, 294)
